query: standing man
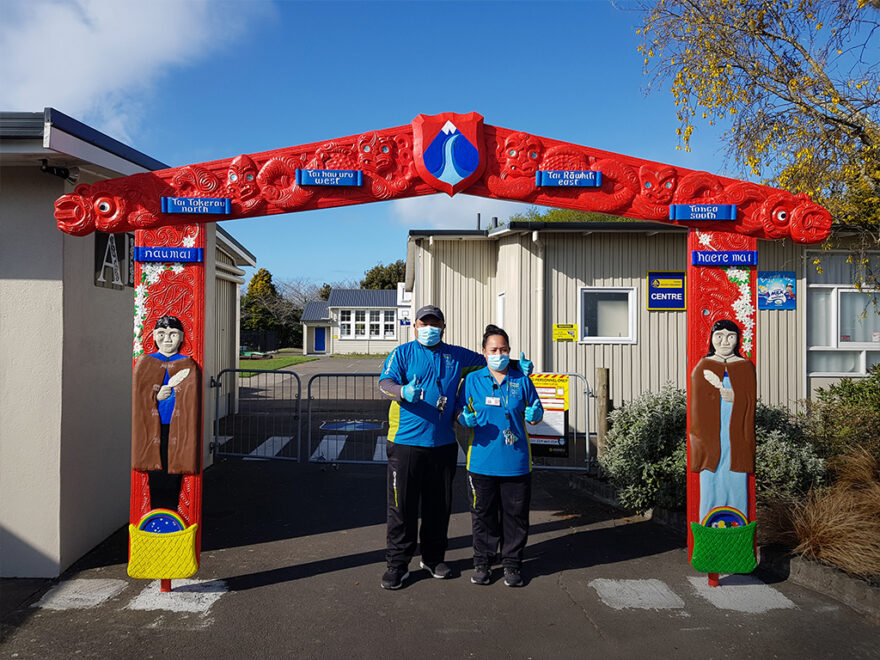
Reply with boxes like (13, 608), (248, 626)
(378, 305), (532, 589)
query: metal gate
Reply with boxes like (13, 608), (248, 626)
(211, 368), (302, 461)
(212, 369), (592, 470)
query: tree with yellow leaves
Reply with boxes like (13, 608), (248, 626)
(637, 0), (879, 264)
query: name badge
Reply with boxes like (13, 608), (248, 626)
(485, 396), (501, 406)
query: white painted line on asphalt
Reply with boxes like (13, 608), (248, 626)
(126, 579), (228, 614)
(373, 436), (388, 462)
(589, 579), (685, 610)
(33, 578), (127, 610)
(243, 436), (291, 460)
(214, 435), (233, 448)
(311, 434), (346, 462)
(457, 444), (466, 464)
(687, 575), (795, 613)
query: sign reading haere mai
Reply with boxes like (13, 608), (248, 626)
(692, 250), (758, 266)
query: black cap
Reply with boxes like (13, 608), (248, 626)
(415, 305), (444, 322)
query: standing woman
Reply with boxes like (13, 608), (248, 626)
(456, 325), (543, 587)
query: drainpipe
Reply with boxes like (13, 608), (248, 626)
(532, 230), (545, 372)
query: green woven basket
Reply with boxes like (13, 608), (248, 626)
(690, 521), (757, 574)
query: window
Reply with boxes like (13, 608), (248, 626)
(339, 310), (352, 337)
(579, 287), (637, 343)
(369, 310), (382, 337)
(384, 310), (396, 337)
(806, 251), (880, 375)
(355, 310), (366, 336)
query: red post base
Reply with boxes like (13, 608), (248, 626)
(160, 579), (172, 593)
(708, 573), (720, 587)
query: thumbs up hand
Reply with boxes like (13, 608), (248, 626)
(519, 351), (534, 376)
(401, 377), (423, 403)
(524, 403), (543, 424)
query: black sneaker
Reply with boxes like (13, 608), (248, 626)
(471, 565), (491, 585)
(380, 566), (409, 590)
(503, 567), (523, 587)
(420, 561), (452, 579)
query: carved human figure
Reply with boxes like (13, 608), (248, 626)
(132, 316), (201, 511)
(689, 320), (756, 524)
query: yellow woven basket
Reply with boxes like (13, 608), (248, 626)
(127, 523), (199, 580)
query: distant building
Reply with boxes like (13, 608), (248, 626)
(0, 108), (255, 577)
(302, 284), (412, 355)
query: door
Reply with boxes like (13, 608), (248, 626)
(315, 327), (326, 352)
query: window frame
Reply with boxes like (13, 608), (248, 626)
(805, 250), (880, 377)
(577, 286), (638, 345)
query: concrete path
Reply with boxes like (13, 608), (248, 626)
(1, 461), (876, 659)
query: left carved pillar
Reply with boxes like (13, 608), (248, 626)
(127, 224), (205, 586)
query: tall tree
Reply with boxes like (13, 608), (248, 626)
(637, 1), (879, 224)
(242, 268), (281, 333)
(360, 259), (406, 290)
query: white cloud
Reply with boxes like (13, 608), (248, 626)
(390, 193), (532, 230)
(0, 0), (271, 142)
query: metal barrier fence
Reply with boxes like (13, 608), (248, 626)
(212, 369), (592, 470)
(211, 368), (302, 461)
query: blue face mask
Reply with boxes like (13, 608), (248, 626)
(487, 353), (510, 371)
(417, 326), (443, 347)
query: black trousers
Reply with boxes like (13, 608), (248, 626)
(467, 471), (531, 569)
(148, 424), (182, 511)
(386, 441), (458, 570)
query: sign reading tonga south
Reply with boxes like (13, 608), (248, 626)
(295, 169), (364, 186)
(160, 197), (231, 214)
(552, 323), (578, 342)
(528, 374), (570, 458)
(536, 170), (602, 187)
(647, 271), (686, 310)
(758, 271), (797, 310)
(669, 204), (737, 221)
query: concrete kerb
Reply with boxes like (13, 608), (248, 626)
(567, 471), (880, 623)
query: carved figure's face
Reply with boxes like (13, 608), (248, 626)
(358, 133), (395, 173)
(227, 155), (259, 201)
(638, 166), (677, 203)
(500, 134), (542, 176)
(711, 329), (738, 358)
(153, 327), (183, 356)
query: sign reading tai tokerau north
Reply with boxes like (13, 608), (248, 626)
(53, 112), (832, 590)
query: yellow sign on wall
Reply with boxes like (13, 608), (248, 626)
(552, 323), (578, 342)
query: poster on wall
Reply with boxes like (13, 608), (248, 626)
(757, 271), (796, 310)
(528, 374), (570, 458)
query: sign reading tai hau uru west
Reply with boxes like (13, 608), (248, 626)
(52, 112), (833, 590)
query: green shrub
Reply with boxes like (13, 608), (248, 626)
(599, 385), (687, 512)
(599, 390), (825, 512)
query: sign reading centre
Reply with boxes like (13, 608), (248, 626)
(647, 271), (686, 310)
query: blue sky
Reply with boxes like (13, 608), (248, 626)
(3, 0), (734, 287)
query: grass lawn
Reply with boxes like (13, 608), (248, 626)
(238, 355), (316, 377)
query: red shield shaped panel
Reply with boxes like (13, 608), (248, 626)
(413, 112), (486, 196)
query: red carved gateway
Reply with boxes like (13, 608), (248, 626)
(54, 112), (832, 589)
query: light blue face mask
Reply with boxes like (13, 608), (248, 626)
(417, 325), (443, 347)
(487, 353), (510, 371)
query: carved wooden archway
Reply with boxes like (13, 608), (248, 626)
(54, 112), (832, 588)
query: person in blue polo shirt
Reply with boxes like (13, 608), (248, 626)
(378, 306), (532, 590)
(456, 324), (543, 588)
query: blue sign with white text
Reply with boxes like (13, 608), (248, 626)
(647, 272), (686, 310)
(692, 251), (758, 266)
(134, 247), (204, 263)
(535, 170), (602, 187)
(161, 197), (231, 214)
(669, 204), (737, 221)
(295, 169), (363, 186)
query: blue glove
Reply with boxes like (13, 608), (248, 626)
(401, 379), (423, 403)
(524, 403), (542, 423)
(459, 410), (478, 427)
(519, 351), (534, 376)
